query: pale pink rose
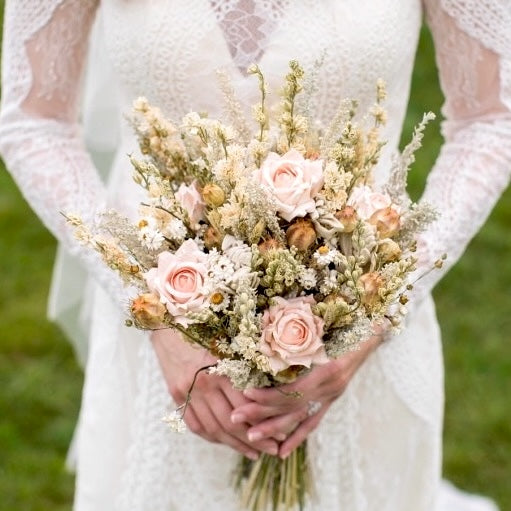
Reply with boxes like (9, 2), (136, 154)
(175, 180), (205, 227)
(255, 149), (324, 222)
(348, 185), (394, 220)
(144, 239), (208, 326)
(259, 296), (328, 374)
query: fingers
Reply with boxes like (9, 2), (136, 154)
(218, 378), (282, 453)
(186, 393), (262, 460)
(242, 362), (349, 411)
(243, 383), (308, 408)
(278, 402), (330, 459)
(245, 405), (309, 442)
(186, 384), (280, 458)
(230, 401), (284, 425)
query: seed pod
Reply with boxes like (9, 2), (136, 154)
(131, 293), (166, 329)
(258, 237), (284, 255)
(335, 206), (358, 233)
(286, 218), (317, 251)
(378, 239), (402, 263)
(203, 226), (224, 249)
(358, 272), (384, 307)
(369, 206), (400, 238)
(202, 183), (226, 207)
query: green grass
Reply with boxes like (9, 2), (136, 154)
(0, 146), (82, 509)
(406, 29), (511, 509)
(1, 12), (510, 511)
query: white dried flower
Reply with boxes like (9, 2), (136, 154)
(319, 269), (339, 295)
(161, 410), (186, 433)
(230, 267), (260, 290)
(209, 359), (253, 390)
(207, 252), (236, 288)
(133, 96), (149, 112)
(139, 227), (165, 250)
(222, 235), (252, 269)
(209, 290), (230, 312)
(165, 218), (187, 241)
(182, 111), (201, 128)
(298, 268), (317, 290)
(138, 217), (165, 250)
(313, 247), (341, 267)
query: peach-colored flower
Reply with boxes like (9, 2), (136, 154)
(255, 149), (324, 222)
(144, 239), (208, 326)
(175, 180), (205, 227)
(259, 296), (328, 374)
(348, 185), (393, 220)
(286, 218), (317, 251)
(359, 272), (384, 307)
(334, 206), (358, 232)
(369, 206), (401, 238)
(131, 293), (167, 329)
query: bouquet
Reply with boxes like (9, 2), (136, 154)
(67, 61), (442, 511)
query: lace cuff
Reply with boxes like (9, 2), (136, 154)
(0, 0), (124, 303)
(407, 1), (511, 305)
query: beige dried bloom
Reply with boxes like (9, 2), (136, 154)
(202, 183), (226, 207)
(369, 207), (401, 238)
(335, 206), (358, 233)
(370, 104), (387, 126)
(358, 272), (384, 307)
(203, 225), (224, 249)
(286, 218), (317, 251)
(378, 239), (402, 263)
(376, 79), (387, 102)
(131, 293), (167, 329)
(258, 237), (284, 256)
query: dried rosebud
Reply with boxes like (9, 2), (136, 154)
(131, 293), (166, 329)
(359, 272), (384, 307)
(203, 226), (224, 249)
(286, 218), (317, 251)
(369, 207), (401, 238)
(378, 239), (402, 263)
(258, 237), (284, 255)
(202, 183), (225, 207)
(335, 206), (358, 233)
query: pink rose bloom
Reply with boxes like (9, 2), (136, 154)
(144, 239), (208, 327)
(260, 296), (328, 374)
(255, 149), (324, 222)
(348, 185), (394, 220)
(175, 180), (205, 227)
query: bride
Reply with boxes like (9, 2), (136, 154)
(1, 1), (509, 510)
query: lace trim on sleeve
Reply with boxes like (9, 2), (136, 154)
(0, 0), (124, 302)
(440, 0), (511, 109)
(410, 1), (511, 305)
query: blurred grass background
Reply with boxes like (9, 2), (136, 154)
(0, 4), (510, 510)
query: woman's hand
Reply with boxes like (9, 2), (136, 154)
(151, 329), (281, 460)
(231, 333), (383, 458)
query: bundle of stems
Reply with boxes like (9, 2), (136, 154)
(234, 442), (314, 511)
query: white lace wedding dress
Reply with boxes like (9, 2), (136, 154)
(1, 1), (510, 510)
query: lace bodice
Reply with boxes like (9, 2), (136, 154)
(1, 0), (510, 310)
(1, 2), (510, 510)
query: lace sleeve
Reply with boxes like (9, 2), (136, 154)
(409, 0), (511, 304)
(0, 0), (124, 301)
